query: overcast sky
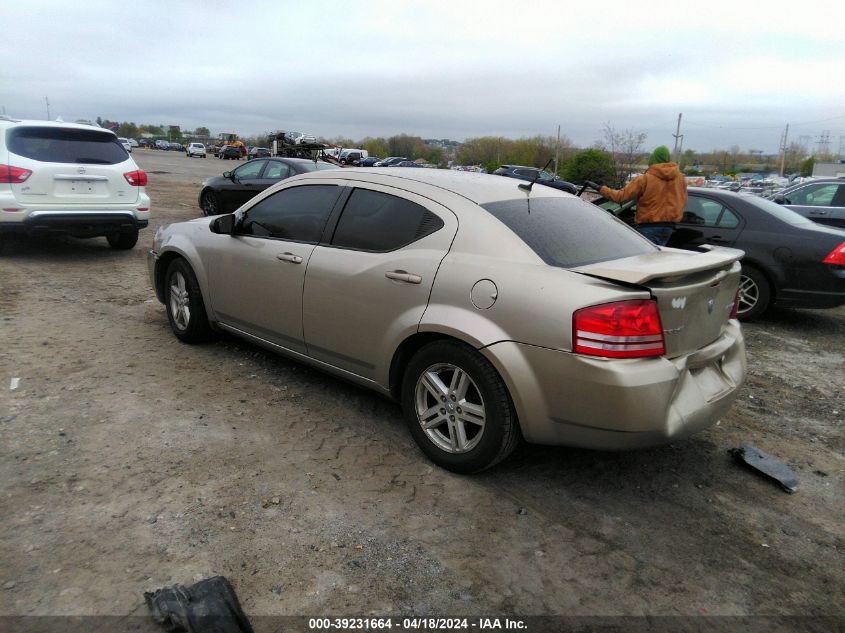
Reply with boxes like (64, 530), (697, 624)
(3, 0), (844, 154)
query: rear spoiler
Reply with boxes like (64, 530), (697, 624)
(572, 246), (744, 285)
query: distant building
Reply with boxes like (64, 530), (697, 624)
(812, 162), (845, 178)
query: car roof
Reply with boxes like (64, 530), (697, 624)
(0, 118), (116, 135)
(297, 167), (567, 205)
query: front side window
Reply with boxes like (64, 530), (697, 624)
(786, 183), (839, 206)
(331, 188), (444, 252)
(7, 126), (128, 164)
(238, 185), (340, 242)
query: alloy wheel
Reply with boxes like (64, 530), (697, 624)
(415, 363), (486, 454)
(169, 271), (191, 331)
(738, 274), (759, 314)
(202, 192), (218, 216)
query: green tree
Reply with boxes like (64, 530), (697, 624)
(562, 149), (615, 185)
(800, 156), (816, 177)
(117, 121), (138, 138)
(195, 126), (210, 137)
(361, 137), (388, 158)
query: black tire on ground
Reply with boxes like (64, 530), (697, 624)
(164, 258), (213, 343)
(737, 265), (772, 321)
(106, 229), (139, 250)
(401, 340), (521, 473)
(200, 190), (220, 216)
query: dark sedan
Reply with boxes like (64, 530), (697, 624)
(218, 145), (242, 160)
(594, 188), (845, 319)
(248, 147), (271, 159)
(358, 156), (381, 167)
(198, 158), (340, 216)
(493, 165), (577, 194)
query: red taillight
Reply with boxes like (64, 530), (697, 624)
(0, 164), (32, 183)
(822, 241), (845, 266)
(729, 289), (740, 319)
(123, 169), (148, 186)
(573, 299), (665, 358)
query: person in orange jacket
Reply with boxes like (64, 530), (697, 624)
(586, 145), (687, 245)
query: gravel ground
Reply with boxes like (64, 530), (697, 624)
(1, 150), (843, 622)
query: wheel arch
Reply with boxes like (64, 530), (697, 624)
(389, 331), (488, 402)
(154, 246), (214, 320)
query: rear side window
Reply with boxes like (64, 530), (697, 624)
(481, 197), (654, 267)
(239, 184), (340, 242)
(331, 188), (444, 252)
(7, 126), (128, 164)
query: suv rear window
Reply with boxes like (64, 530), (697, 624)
(7, 126), (128, 164)
(481, 197), (655, 267)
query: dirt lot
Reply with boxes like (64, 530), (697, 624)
(1, 150), (843, 623)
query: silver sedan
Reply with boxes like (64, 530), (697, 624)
(149, 169), (746, 472)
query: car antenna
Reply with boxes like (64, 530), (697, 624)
(518, 157), (555, 194)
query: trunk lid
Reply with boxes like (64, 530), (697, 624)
(573, 246), (744, 358)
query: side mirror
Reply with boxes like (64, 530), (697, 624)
(222, 171), (233, 179)
(210, 214), (236, 234)
(772, 194), (785, 204)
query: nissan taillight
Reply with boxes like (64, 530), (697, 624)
(822, 241), (845, 266)
(573, 299), (665, 358)
(0, 165), (32, 183)
(123, 169), (148, 186)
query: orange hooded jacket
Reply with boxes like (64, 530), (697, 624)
(598, 163), (687, 225)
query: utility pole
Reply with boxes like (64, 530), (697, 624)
(672, 113), (683, 163)
(553, 124), (560, 176)
(45, 97), (51, 120)
(779, 123), (789, 177)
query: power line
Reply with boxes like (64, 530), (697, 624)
(683, 114), (845, 131)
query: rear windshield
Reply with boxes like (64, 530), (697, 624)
(299, 162), (340, 172)
(747, 195), (814, 225)
(7, 127), (128, 164)
(481, 197), (655, 267)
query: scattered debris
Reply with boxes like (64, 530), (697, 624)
(730, 444), (798, 493)
(517, 508), (528, 515)
(10, 377), (20, 390)
(270, 584), (283, 595)
(3, 581), (16, 590)
(145, 576), (254, 633)
(814, 470), (829, 477)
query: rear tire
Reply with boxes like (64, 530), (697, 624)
(402, 340), (520, 473)
(164, 258), (213, 343)
(737, 265), (771, 320)
(106, 229), (138, 250)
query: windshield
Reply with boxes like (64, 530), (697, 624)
(481, 197), (655, 268)
(537, 170), (555, 182)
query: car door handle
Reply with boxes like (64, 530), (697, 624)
(707, 235), (728, 243)
(276, 252), (303, 264)
(809, 209), (829, 215)
(385, 270), (422, 284)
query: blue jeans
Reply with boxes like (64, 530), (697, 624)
(638, 225), (673, 246)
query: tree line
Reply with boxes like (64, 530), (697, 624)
(99, 116), (830, 182)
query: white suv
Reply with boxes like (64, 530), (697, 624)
(187, 142), (206, 158)
(0, 118), (150, 249)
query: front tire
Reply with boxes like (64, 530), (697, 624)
(106, 229), (138, 250)
(737, 265), (771, 320)
(402, 340), (520, 473)
(164, 258), (213, 343)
